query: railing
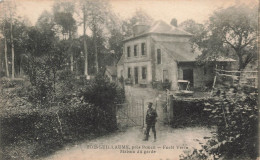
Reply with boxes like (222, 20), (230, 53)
(215, 69), (258, 88)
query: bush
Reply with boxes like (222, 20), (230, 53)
(0, 72), (125, 159)
(0, 97), (115, 159)
(79, 74), (125, 131)
(171, 98), (212, 127)
(182, 86), (258, 159)
(0, 77), (26, 89)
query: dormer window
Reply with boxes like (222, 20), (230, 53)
(141, 43), (146, 55)
(127, 46), (131, 57)
(134, 45), (138, 57)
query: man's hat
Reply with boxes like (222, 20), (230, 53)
(148, 102), (153, 105)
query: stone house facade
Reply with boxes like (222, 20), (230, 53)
(117, 20), (229, 90)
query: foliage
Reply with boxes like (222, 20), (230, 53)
(197, 5), (257, 70)
(122, 9), (153, 37)
(80, 73), (125, 110)
(52, 1), (77, 38)
(0, 16), (30, 77)
(22, 56), (56, 105)
(170, 98), (211, 128)
(179, 19), (206, 53)
(0, 72), (123, 159)
(183, 86), (258, 159)
(35, 10), (55, 32)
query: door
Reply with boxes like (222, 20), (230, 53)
(134, 67), (138, 84)
(183, 69), (194, 86)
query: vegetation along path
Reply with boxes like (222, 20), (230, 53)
(44, 86), (213, 160)
(43, 125), (214, 160)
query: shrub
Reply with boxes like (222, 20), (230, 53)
(79, 74), (125, 131)
(182, 86), (258, 159)
(171, 98), (212, 127)
(0, 78), (26, 89)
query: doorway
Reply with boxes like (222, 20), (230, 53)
(183, 69), (193, 86)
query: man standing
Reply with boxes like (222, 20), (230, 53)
(143, 102), (158, 142)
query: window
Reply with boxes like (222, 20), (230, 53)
(127, 46), (131, 57)
(157, 49), (161, 64)
(163, 70), (168, 82)
(128, 68), (131, 78)
(134, 45), (138, 56)
(141, 43), (146, 55)
(142, 66), (147, 79)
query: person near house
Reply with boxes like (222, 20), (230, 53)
(143, 102), (158, 142)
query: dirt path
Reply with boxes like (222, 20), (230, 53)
(43, 86), (213, 160)
(43, 125), (213, 160)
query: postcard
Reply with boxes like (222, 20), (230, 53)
(0, 0), (258, 160)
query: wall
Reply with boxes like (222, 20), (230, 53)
(122, 36), (152, 84)
(178, 63), (215, 88)
(119, 34), (193, 89)
(154, 43), (178, 90)
(117, 65), (124, 78)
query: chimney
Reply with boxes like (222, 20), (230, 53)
(170, 18), (178, 27)
(133, 23), (149, 37)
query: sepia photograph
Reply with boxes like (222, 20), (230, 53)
(0, 0), (258, 159)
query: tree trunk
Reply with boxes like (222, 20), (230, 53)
(83, 7), (88, 77)
(68, 31), (74, 72)
(10, 15), (15, 79)
(93, 26), (98, 74)
(238, 55), (246, 71)
(70, 54), (74, 71)
(4, 35), (9, 78)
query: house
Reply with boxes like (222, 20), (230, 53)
(105, 66), (117, 82)
(117, 20), (233, 90)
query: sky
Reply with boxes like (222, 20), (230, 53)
(1, 0), (258, 34)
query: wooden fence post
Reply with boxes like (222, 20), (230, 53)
(167, 95), (174, 124)
(142, 98), (144, 128)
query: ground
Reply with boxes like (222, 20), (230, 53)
(43, 126), (213, 160)
(42, 86), (214, 160)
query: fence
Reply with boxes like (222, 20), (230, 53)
(215, 69), (258, 88)
(116, 99), (145, 128)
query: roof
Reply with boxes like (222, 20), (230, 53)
(124, 20), (192, 42)
(156, 41), (200, 62)
(105, 66), (117, 76)
(117, 54), (124, 65)
(200, 56), (236, 62)
(215, 57), (236, 62)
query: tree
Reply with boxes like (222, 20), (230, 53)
(0, 0), (16, 78)
(179, 19), (206, 53)
(53, 1), (77, 72)
(81, 0), (111, 74)
(0, 1), (30, 78)
(0, 3), (10, 77)
(122, 9), (153, 37)
(77, 0), (90, 77)
(36, 10), (55, 32)
(108, 9), (153, 64)
(199, 5), (257, 70)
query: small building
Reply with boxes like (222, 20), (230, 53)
(117, 20), (234, 90)
(105, 66), (117, 82)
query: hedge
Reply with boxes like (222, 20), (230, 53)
(0, 99), (116, 159)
